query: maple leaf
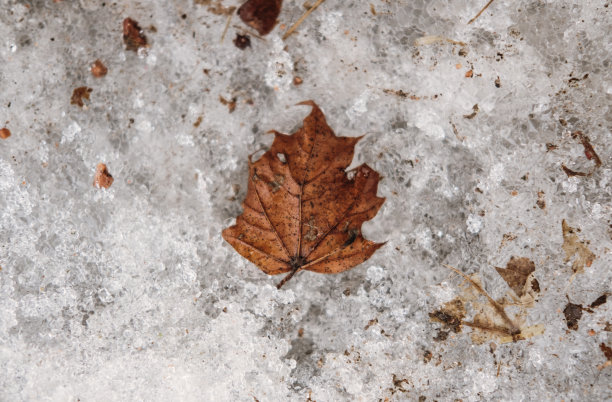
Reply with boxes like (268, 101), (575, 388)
(223, 101), (385, 288)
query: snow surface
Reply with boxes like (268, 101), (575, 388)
(0, 0), (610, 400)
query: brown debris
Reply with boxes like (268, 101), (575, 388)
(206, 1), (236, 15)
(293, 76), (303, 86)
(562, 220), (596, 274)
(219, 95), (237, 113)
(536, 191), (546, 209)
(383, 89), (442, 101)
(601, 343), (612, 361)
(494, 76), (501, 88)
(546, 143), (558, 152)
(495, 256), (536, 298)
(391, 375), (410, 394)
(93, 163), (114, 189)
(0, 127), (10, 139)
(463, 104), (479, 119)
(589, 294), (607, 308)
(561, 164), (587, 177)
(222, 101), (384, 289)
(364, 318), (378, 330)
(500, 233), (517, 249)
(563, 302), (583, 330)
(123, 18), (148, 52)
(238, 0), (283, 36)
(572, 131), (602, 167)
(71, 87), (92, 108)
(233, 33), (251, 49)
(561, 131), (602, 177)
(465, 70), (473, 78)
(429, 298), (466, 341)
(91, 59), (108, 77)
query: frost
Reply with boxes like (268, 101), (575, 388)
(61, 121), (81, 144)
(466, 214), (483, 234)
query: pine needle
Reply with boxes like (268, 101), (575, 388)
(467, 0), (496, 25)
(220, 12), (233, 43)
(283, 0), (327, 40)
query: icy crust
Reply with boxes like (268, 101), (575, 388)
(1, 0), (611, 401)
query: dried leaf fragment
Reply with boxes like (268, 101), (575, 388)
(0, 127), (10, 139)
(71, 87), (92, 108)
(562, 220), (595, 274)
(93, 163), (114, 189)
(463, 104), (479, 119)
(573, 130), (602, 167)
(219, 96), (237, 113)
(495, 256), (535, 297)
(91, 59), (108, 77)
(429, 298), (466, 341)
(600, 343), (612, 361)
(590, 294), (607, 308)
(563, 302), (583, 330)
(561, 131), (602, 177)
(238, 0), (283, 35)
(123, 18), (148, 51)
(222, 101), (385, 288)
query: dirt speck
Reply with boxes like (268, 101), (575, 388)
(93, 163), (114, 189)
(91, 59), (108, 77)
(71, 87), (92, 108)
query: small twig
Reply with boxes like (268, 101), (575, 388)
(220, 13), (233, 43)
(468, 0), (496, 25)
(442, 264), (520, 335)
(283, 0), (327, 40)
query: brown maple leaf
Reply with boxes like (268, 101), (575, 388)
(238, 0), (283, 36)
(223, 101), (385, 288)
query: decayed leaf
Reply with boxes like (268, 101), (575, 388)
(71, 87), (92, 108)
(562, 220), (595, 274)
(563, 302), (583, 330)
(495, 256), (535, 298)
(431, 264), (544, 344)
(223, 101), (385, 288)
(123, 18), (148, 52)
(238, 0), (282, 35)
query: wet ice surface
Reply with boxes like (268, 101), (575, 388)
(1, 0), (611, 400)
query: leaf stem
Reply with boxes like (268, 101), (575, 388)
(283, 0), (326, 40)
(276, 266), (300, 289)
